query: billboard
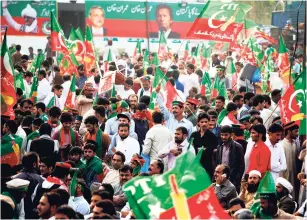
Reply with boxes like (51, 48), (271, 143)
(1, 0), (56, 36)
(85, 1), (205, 39)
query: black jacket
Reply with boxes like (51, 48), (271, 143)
(278, 195), (296, 214)
(30, 136), (59, 160)
(216, 140), (245, 189)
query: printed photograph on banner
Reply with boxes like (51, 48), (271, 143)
(1, 0), (56, 36)
(85, 1), (204, 39)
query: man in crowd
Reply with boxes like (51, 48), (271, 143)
(239, 170), (261, 208)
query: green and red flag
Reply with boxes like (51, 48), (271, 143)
(183, 41), (190, 61)
(200, 42), (212, 70)
(158, 31), (168, 58)
(29, 76), (39, 103)
(84, 26), (97, 77)
(57, 52), (79, 75)
(51, 11), (68, 52)
(149, 67), (167, 110)
(279, 70), (306, 134)
(75, 28), (84, 41)
(278, 36), (291, 89)
(64, 74), (76, 109)
(191, 44), (200, 65)
(186, 1), (252, 43)
(0, 134), (23, 167)
(254, 28), (278, 45)
(104, 48), (113, 72)
(211, 76), (219, 98)
(68, 27), (85, 64)
(200, 71), (211, 96)
(123, 149), (229, 219)
(28, 52), (45, 73)
(1, 31), (17, 119)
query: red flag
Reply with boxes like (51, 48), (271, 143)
(165, 81), (180, 110)
(84, 26), (96, 77)
(1, 31), (16, 119)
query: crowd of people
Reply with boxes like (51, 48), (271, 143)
(1, 40), (306, 219)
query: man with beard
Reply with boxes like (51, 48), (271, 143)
(33, 102), (48, 122)
(216, 125), (244, 192)
(128, 94), (138, 114)
(239, 170), (261, 208)
(213, 164), (237, 209)
(47, 106), (62, 136)
(112, 165), (133, 211)
(37, 192), (61, 220)
(83, 143), (105, 187)
(26, 118), (43, 152)
(53, 112), (82, 148)
(184, 98), (198, 126)
(76, 82), (95, 116)
(1, 178), (30, 219)
(281, 121), (299, 199)
(258, 193), (295, 219)
(158, 127), (195, 170)
(191, 113), (218, 178)
(276, 177), (296, 214)
(114, 123), (140, 164)
(68, 147), (86, 170)
(156, 84), (193, 135)
(137, 76), (151, 100)
(13, 152), (44, 218)
(84, 116), (110, 160)
(44, 84), (64, 110)
(148, 159), (164, 176)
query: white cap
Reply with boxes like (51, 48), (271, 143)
(21, 4), (37, 18)
(276, 177), (293, 193)
(249, 170), (261, 178)
(6, 178), (30, 191)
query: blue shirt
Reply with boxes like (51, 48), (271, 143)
(157, 93), (193, 136)
(76, 75), (87, 89)
(175, 80), (184, 93)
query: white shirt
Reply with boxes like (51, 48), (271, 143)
(115, 85), (135, 100)
(44, 92), (64, 110)
(265, 139), (287, 181)
(23, 79), (31, 98)
(16, 126), (27, 156)
(158, 139), (195, 171)
(261, 108), (278, 130)
(68, 196), (90, 215)
(137, 88), (151, 100)
(102, 169), (120, 186)
(37, 78), (51, 102)
(116, 137), (140, 164)
(220, 115), (235, 126)
(142, 124), (173, 161)
(178, 73), (199, 97)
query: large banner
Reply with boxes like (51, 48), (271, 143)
(1, 0), (56, 36)
(85, 1), (205, 39)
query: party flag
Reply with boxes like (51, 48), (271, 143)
(64, 74), (76, 109)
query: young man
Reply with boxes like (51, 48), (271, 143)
(33, 102), (48, 122)
(37, 192), (61, 219)
(84, 116), (110, 160)
(47, 106), (62, 136)
(1, 120), (24, 167)
(143, 111), (173, 162)
(23, 71), (33, 97)
(39, 157), (55, 178)
(185, 98), (198, 126)
(246, 124), (271, 177)
(115, 78), (135, 100)
(215, 95), (225, 115)
(26, 118), (44, 152)
(44, 84), (64, 110)
(83, 143), (105, 187)
(216, 125), (244, 192)
(158, 127), (195, 170)
(68, 180), (90, 215)
(37, 70), (52, 102)
(53, 112), (81, 147)
(220, 102), (239, 126)
(179, 63), (199, 97)
(156, 84), (193, 135)
(190, 113), (218, 178)
(137, 76), (151, 100)
(68, 147), (86, 170)
(237, 92), (254, 120)
(113, 123), (140, 164)
(102, 151), (125, 186)
(265, 124), (287, 181)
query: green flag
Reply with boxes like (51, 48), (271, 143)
(111, 84), (116, 98)
(28, 52), (44, 73)
(151, 52), (160, 66)
(149, 68), (167, 110)
(69, 171), (78, 197)
(29, 76), (38, 103)
(227, 59), (236, 75)
(14, 71), (25, 93)
(123, 150), (229, 219)
(75, 28), (84, 41)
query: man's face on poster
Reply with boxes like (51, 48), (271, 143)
(24, 16), (35, 26)
(89, 8), (105, 28)
(156, 8), (172, 31)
